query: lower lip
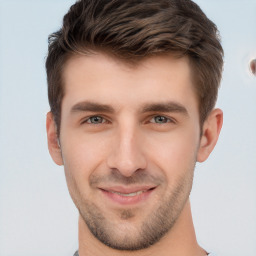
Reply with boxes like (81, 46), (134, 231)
(100, 189), (155, 205)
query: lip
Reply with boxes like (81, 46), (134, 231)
(99, 186), (156, 205)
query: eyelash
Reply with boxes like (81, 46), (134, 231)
(81, 115), (176, 125)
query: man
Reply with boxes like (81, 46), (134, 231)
(46, 0), (223, 255)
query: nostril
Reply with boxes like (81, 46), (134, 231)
(249, 59), (256, 76)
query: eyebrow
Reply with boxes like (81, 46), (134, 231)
(141, 102), (188, 116)
(70, 100), (188, 116)
(71, 101), (115, 114)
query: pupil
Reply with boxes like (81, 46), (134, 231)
(156, 116), (166, 123)
(92, 116), (101, 123)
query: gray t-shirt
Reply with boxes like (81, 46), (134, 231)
(73, 251), (214, 255)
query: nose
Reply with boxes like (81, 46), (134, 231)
(106, 124), (147, 177)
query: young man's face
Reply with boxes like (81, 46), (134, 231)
(47, 53), (220, 250)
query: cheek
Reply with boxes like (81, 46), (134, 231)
(61, 134), (111, 204)
(146, 128), (199, 176)
(60, 133), (109, 182)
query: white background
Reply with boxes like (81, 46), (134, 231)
(0, 0), (255, 255)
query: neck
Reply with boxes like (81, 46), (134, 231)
(78, 200), (207, 256)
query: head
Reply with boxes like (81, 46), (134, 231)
(46, 0), (223, 252)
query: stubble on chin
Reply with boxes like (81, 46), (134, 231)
(120, 209), (135, 220)
(66, 162), (195, 251)
(76, 171), (194, 251)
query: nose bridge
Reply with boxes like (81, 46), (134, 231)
(107, 119), (147, 176)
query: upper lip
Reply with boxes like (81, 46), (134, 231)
(99, 186), (156, 194)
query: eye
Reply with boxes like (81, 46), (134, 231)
(150, 115), (173, 124)
(85, 116), (106, 124)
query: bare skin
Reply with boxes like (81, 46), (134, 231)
(47, 53), (222, 256)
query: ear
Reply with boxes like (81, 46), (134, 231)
(46, 112), (63, 166)
(197, 108), (223, 162)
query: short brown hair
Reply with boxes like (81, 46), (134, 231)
(46, 0), (224, 134)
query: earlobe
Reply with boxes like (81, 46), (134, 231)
(46, 112), (63, 166)
(197, 108), (223, 163)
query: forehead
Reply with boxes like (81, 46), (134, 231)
(61, 52), (198, 113)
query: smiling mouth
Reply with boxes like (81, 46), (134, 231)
(99, 187), (156, 205)
(108, 189), (152, 197)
